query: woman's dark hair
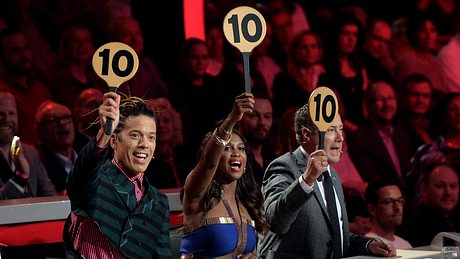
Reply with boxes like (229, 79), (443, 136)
(405, 11), (436, 48)
(191, 129), (267, 233)
(429, 93), (460, 137)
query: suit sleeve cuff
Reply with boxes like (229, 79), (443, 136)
(298, 175), (314, 194)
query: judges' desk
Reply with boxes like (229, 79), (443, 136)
(0, 188), (183, 247)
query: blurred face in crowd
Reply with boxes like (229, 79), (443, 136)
(403, 81), (432, 116)
(185, 42), (209, 78)
(364, 20), (392, 59)
(416, 20), (438, 52)
(111, 115), (157, 176)
(37, 102), (75, 150)
(112, 17), (144, 54)
(64, 27), (94, 63)
(155, 106), (174, 145)
(74, 88), (103, 135)
(445, 96), (460, 133)
(369, 185), (404, 230)
(422, 165), (459, 215)
(0, 93), (18, 146)
(206, 26), (224, 58)
(366, 82), (397, 124)
(239, 98), (273, 145)
(271, 10), (294, 50)
(296, 33), (322, 66)
(217, 133), (247, 183)
(338, 24), (359, 54)
(1, 32), (32, 74)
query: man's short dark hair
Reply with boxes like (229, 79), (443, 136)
(365, 179), (402, 205)
(113, 97), (156, 135)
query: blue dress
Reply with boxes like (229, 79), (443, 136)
(179, 216), (257, 258)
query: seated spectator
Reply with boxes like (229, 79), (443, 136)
(364, 181), (412, 249)
(50, 24), (106, 109)
(401, 161), (459, 247)
(395, 73), (435, 151)
(273, 107), (297, 156)
(0, 29), (51, 146)
(35, 101), (78, 194)
(144, 97), (187, 189)
(348, 81), (414, 186)
(236, 94), (276, 185)
(0, 90), (56, 199)
(72, 88), (104, 150)
(106, 16), (169, 99)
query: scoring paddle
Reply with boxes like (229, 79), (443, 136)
(92, 42), (139, 135)
(308, 86), (339, 149)
(223, 6), (266, 93)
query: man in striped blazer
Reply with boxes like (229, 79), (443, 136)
(64, 92), (171, 258)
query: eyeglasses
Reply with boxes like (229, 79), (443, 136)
(377, 197), (405, 207)
(41, 114), (73, 126)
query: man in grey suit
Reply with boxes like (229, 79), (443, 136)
(257, 103), (395, 258)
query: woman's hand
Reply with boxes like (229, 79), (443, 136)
(228, 93), (255, 123)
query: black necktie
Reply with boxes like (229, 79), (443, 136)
(323, 171), (342, 259)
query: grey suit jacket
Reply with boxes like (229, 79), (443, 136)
(257, 147), (371, 259)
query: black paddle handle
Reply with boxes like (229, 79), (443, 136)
(105, 86), (118, 135)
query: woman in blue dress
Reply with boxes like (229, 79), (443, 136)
(180, 93), (267, 258)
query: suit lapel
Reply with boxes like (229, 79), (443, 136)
(104, 165), (137, 212)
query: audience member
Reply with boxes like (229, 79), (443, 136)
(272, 29), (325, 119)
(237, 94), (275, 186)
(0, 90), (56, 199)
(393, 12), (447, 94)
(180, 93), (267, 258)
(64, 92), (171, 258)
(437, 4), (460, 93)
(50, 24), (106, 109)
(268, 8), (296, 67)
(72, 88), (104, 150)
(257, 103), (395, 258)
(364, 181), (412, 249)
(361, 18), (395, 85)
(274, 107), (297, 156)
(257, 0), (310, 35)
(395, 73), (434, 151)
(205, 21), (226, 77)
(145, 97), (187, 189)
(169, 37), (227, 169)
(348, 81), (414, 185)
(252, 19), (281, 99)
(318, 13), (368, 132)
(106, 16), (169, 99)
(0, 29), (51, 146)
(35, 101), (78, 195)
(401, 161), (459, 247)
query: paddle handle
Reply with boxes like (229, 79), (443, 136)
(318, 131), (325, 150)
(242, 52), (251, 93)
(105, 86), (118, 135)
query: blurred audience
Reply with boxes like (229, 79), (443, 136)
(72, 88), (104, 150)
(35, 101), (77, 195)
(0, 90), (56, 199)
(272, 29), (325, 119)
(364, 180), (412, 249)
(318, 13), (368, 132)
(106, 16), (169, 99)
(50, 24), (105, 109)
(401, 161), (459, 247)
(0, 29), (51, 146)
(237, 94), (275, 186)
(348, 81), (414, 185)
(145, 97), (186, 189)
(273, 107), (297, 156)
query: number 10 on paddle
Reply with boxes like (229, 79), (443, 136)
(92, 42), (139, 135)
(223, 6), (266, 93)
(308, 87), (339, 149)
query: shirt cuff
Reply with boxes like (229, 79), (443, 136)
(298, 175), (314, 194)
